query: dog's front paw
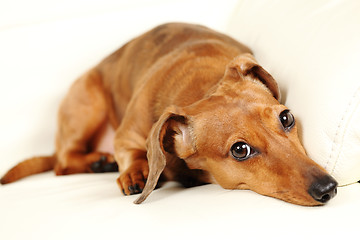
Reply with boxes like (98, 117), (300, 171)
(90, 154), (118, 173)
(117, 160), (149, 195)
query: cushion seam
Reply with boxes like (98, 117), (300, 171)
(328, 86), (360, 178)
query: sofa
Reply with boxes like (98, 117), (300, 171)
(1, 0), (359, 239)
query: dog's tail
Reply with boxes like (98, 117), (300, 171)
(0, 155), (56, 184)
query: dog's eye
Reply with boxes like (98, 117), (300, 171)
(279, 109), (295, 131)
(230, 142), (254, 161)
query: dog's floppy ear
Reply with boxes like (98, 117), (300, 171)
(134, 107), (194, 204)
(225, 53), (281, 101)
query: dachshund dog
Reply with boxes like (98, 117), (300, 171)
(1, 23), (337, 206)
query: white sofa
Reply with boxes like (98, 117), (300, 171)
(1, 0), (359, 239)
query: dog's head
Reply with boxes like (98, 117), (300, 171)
(135, 54), (337, 206)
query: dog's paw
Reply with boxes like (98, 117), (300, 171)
(90, 155), (118, 173)
(117, 160), (149, 195)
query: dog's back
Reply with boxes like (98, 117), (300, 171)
(96, 23), (252, 119)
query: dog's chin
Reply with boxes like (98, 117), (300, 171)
(217, 181), (323, 206)
(233, 185), (324, 206)
(268, 192), (324, 207)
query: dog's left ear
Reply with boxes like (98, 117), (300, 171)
(134, 107), (194, 204)
(225, 53), (281, 101)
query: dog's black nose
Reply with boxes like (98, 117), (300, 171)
(308, 175), (338, 203)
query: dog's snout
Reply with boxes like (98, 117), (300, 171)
(308, 175), (338, 204)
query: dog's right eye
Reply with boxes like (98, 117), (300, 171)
(230, 142), (255, 161)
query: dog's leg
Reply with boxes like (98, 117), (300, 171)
(112, 99), (153, 195)
(54, 69), (118, 175)
(113, 115), (150, 195)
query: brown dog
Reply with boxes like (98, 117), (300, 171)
(1, 23), (337, 206)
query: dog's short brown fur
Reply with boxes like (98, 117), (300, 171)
(1, 23), (337, 206)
